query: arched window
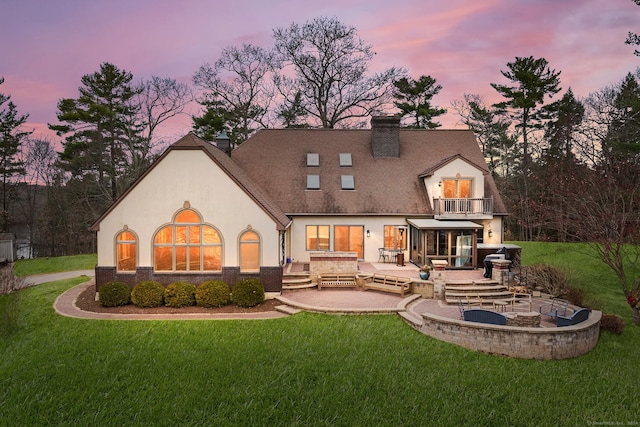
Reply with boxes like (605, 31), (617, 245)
(116, 230), (137, 271)
(239, 229), (260, 272)
(153, 209), (222, 272)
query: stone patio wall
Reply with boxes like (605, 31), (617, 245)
(418, 310), (602, 360)
(309, 252), (358, 275)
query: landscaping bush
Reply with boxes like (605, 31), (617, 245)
(196, 280), (230, 308)
(524, 264), (570, 297)
(99, 281), (131, 307)
(600, 313), (625, 335)
(164, 282), (196, 308)
(564, 286), (585, 307)
(232, 278), (265, 308)
(131, 281), (165, 308)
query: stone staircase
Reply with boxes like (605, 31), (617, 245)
(282, 273), (315, 290)
(444, 279), (512, 305)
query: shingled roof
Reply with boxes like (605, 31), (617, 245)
(232, 128), (507, 216)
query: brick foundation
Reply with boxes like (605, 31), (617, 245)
(94, 265), (283, 294)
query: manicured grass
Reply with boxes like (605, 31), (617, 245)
(12, 254), (96, 277)
(1, 246), (638, 425)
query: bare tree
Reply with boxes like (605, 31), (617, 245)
(137, 76), (192, 148)
(272, 16), (406, 128)
(452, 93), (516, 177)
(14, 138), (57, 258)
(131, 76), (192, 179)
(193, 44), (274, 145)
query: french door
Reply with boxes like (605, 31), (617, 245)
(334, 225), (364, 259)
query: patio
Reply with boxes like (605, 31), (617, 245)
(278, 262), (602, 359)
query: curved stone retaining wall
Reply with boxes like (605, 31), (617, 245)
(419, 310), (601, 360)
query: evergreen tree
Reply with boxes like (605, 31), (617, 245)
(392, 75), (446, 128)
(49, 63), (142, 210)
(604, 73), (640, 164)
(0, 77), (30, 232)
(544, 88), (585, 159)
(491, 56), (561, 165)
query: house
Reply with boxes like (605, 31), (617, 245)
(91, 115), (507, 295)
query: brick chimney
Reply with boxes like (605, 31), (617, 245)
(371, 115), (401, 158)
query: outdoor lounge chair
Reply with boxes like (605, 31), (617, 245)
(463, 309), (507, 325)
(556, 308), (590, 327)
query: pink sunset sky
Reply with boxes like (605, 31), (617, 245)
(2, 0), (639, 145)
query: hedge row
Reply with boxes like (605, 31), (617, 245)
(99, 279), (265, 308)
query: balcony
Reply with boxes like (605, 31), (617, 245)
(433, 197), (493, 219)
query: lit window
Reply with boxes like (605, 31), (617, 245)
(116, 230), (136, 271)
(153, 208), (222, 272)
(306, 225), (330, 250)
(384, 226), (406, 250)
(239, 230), (260, 271)
(307, 175), (320, 190)
(443, 178), (472, 198)
(334, 225), (364, 259)
(341, 175), (355, 190)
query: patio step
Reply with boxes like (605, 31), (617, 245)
(282, 274), (315, 290)
(275, 304), (301, 315)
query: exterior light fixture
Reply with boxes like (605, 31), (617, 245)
(366, 229), (370, 238)
(488, 227), (493, 238)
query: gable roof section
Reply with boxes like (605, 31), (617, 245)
(418, 153), (490, 178)
(232, 128), (507, 216)
(91, 132), (291, 232)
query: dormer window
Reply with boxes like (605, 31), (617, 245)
(307, 153), (319, 167)
(341, 175), (355, 190)
(339, 153), (352, 167)
(307, 174), (320, 190)
(442, 178), (472, 198)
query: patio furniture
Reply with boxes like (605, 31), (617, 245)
(317, 273), (358, 290)
(556, 308), (590, 327)
(493, 300), (508, 312)
(378, 248), (389, 263)
(539, 298), (570, 318)
(462, 309), (507, 325)
(458, 297), (465, 320)
(362, 273), (412, 296)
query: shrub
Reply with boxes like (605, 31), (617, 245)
(99, 281), (131, 307)
(232, 278), (265, 308)
(600, 313), (625, 335)
(525, 265), (570, 297)
(131, 281), (165, 308)
(563, 286), (585, 307)
(196, 280), (230, 308)
(164, 282), (196, 308)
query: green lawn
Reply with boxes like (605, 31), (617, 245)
(1, 245), (638, 426)
(12, 253), (96, 277)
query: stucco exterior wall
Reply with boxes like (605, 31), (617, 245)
(96, 149), (281, 268)
(423, 158), (486, 200)
(288, 215), (408, 263)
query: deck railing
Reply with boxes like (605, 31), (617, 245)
(433, 197), (493, 217)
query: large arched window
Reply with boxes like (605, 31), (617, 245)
(239, 229), (260, 272)
(116, 229), (137, 272)
(153, 209), (222, 272)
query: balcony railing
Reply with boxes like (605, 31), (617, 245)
(433, 197), (493, 217)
